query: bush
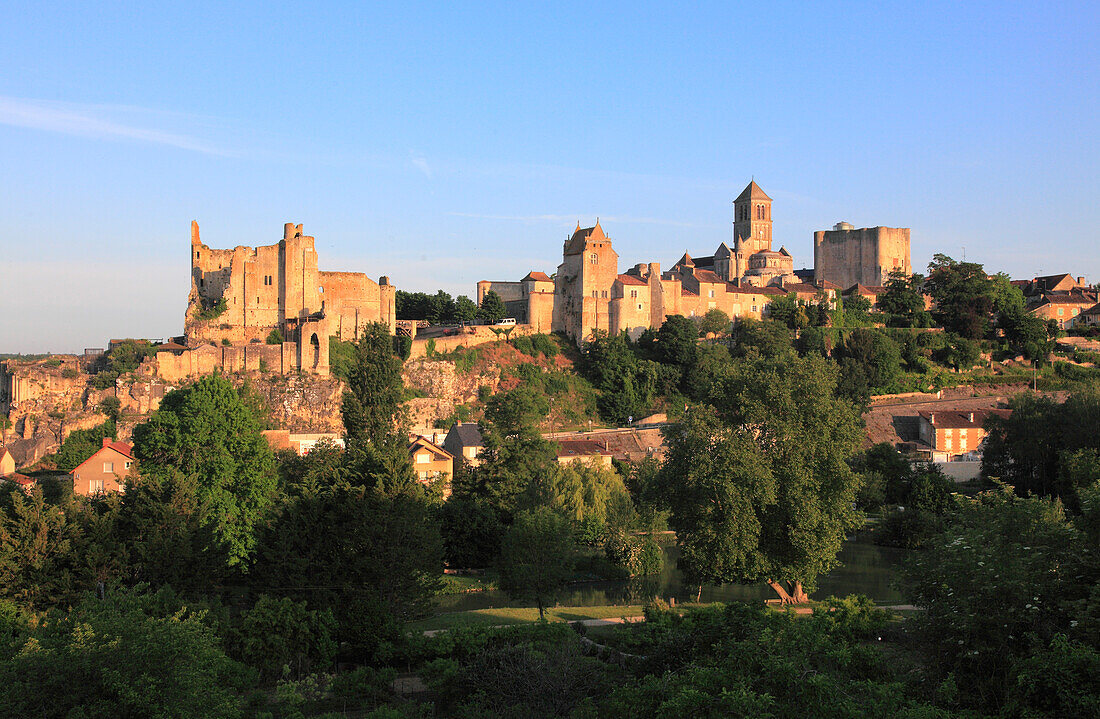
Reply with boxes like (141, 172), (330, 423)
(237, 595), (337, 681)
(196, 297), (228, 321)
(511, 335), (535, 356)
(605, 531), (664, 576)
(531, 333), (559, 358)
(266, 328), (284, 345)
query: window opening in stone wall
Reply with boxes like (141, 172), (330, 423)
(590, 253), (598, 264)
(310, 332), (320, 369)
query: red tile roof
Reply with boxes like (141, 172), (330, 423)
(918, 409), (1012, 429)
(523, 271), (552, 282)
(69, 441), (134, 476)
(617, 274), (647, 286)
(694, 269), (725, 284)
(556, 439), (612, 458)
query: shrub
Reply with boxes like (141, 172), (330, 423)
(531, 333), (559, 358)
(197, 297), (228, 321)
(265, 328), (284, 344)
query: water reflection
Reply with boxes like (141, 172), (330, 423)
(435, 535), (905, 613)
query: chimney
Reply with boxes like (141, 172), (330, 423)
(102, 437), (111, 448)
(1078, 276), (1086, 285)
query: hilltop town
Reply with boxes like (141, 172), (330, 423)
(2, 180), (1099, 480)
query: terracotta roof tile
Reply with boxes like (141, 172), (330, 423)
(523, 271), (552, 282)
(617, 274), (647, 286)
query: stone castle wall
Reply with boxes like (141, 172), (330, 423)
(814, 226), (911, 288)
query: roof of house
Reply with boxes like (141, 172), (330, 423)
(714, 242), (733, 257)
(617, 273), (648, 286)
(155, 341), (188, 352)
(735, 180), (772, 202)
(675, 252), (694, 268)
(781, 283), (819, 294)
(1082, 303), (1100, 317)
(564, 221), (606, 255)
(681, 288), (698, 297)
(694, 269), (725, 284)
(408, 435), (454, 460)
(448, 423), (484, 448)
(918, 409), (1012, 429)
(523, 271), (552, 282)
(7, 473), (35, 488)
(817, 279), (842, 290)
(70, 440), (134, 475)
(556, 439), (613, 458)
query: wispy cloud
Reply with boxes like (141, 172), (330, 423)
(410, 150), (432, 178)
(446, 211), (710, 229)
(0, 96), (232, 156)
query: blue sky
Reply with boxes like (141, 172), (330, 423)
(2, 1), (1098, 352)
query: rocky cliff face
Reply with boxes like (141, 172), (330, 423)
(1, 356), (347, 469)
(401, 358), (500, 433)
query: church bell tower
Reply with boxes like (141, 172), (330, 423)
(732, 180), (773, 278)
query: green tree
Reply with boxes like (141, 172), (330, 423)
(655, 314), (698, 369)
(658, 353), (864, 603)
(903, 486), (1096, 711)
(53, 419), (116, 472)
(439, 495), (504, 568)
(340, 323), (415, 492)
(498, 507), (575, 620)
(0, 588), (246, 719)
(982, 387), (1100, 508)
(696, 308), (731, 336)
(582, 331), (657, 423)
(453, 294), (479, 323)
(237, 594), (337, 680)
(925, 254), (996, 338)
(878, 269), (930, 327)
(835, 329), (903, 393)
(265, 327), (284, 344)
(532, 461), (633, 544)
(731, 318), (794, 358)
(114, 469), (229, 595)
(131, 375), (277, 565)
(98, 396), (121, 423)
(767, 293), (808, 329)
(251, 486), (443, 656)
(478, 290), (507, 324)
(0, 487), (78, 609)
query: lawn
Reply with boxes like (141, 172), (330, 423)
(408, 604), (647, 633)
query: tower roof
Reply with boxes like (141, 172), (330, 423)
(735, 180), (772, 203)
(563, 220), (606, 255)
(675, 252), (695, 268)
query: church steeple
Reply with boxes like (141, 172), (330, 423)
(732, 180), (774, 277)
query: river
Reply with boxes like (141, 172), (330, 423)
(435, 534), (906, 613)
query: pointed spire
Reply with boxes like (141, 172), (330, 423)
(735, 180), (772, 202)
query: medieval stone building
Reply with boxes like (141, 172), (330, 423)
(813, 222), (911, 289)
(479, 179), (911, 346)
(185, 221), (396, 375)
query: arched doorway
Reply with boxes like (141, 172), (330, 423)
(310, 333), (320, 370)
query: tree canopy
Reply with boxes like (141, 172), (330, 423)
(658, 352), (864, 603)
(132, 374), (276, 565)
